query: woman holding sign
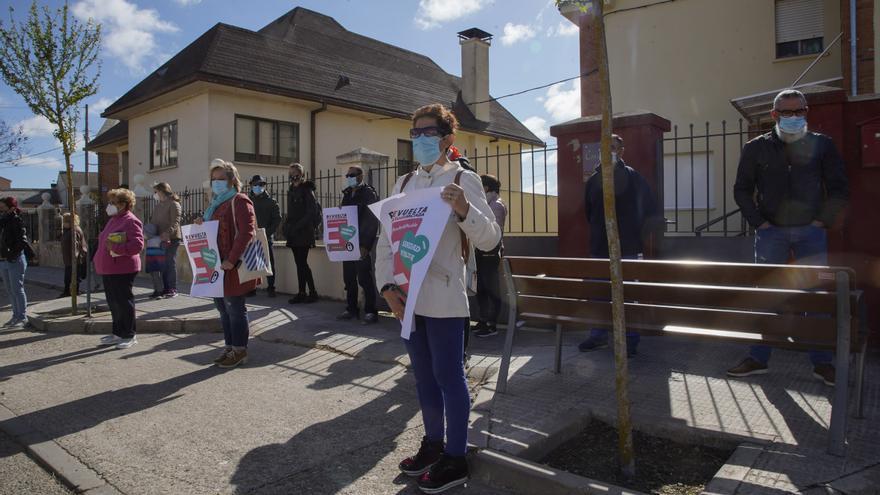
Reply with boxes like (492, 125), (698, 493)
(94, 188), (144, 349)
(194, 159), (257, 368)
(375, 104), (502, 493)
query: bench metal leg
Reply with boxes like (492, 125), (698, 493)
(855, 337), (867, 419)
(828, 270), (850, 457)
(554, 323), (563, 374)
(497, 259), (517, 394)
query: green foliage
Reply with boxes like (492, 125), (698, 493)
(0, 1), (101, 160)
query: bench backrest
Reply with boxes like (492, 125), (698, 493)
(505, 257), (864, 350)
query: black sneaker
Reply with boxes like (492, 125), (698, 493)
(267, 287), (276, 298)
(417, 454), (469, 494)
(399, 437), (444, 477)
(474, 324), (498, 338)
(337, 310), (357, 321)
(305, 292), (319, 303)
(149, 291), (163, 300)
(288, 293), (308, 304)
(362, 313), (378, 325)
(471, 321), (487, 333)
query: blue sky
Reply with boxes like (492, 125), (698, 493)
(0, 0), (580, 191)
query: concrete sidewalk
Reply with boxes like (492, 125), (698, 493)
(11, 265), (880, 494)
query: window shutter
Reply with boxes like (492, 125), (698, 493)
(775, 0), (824, 44)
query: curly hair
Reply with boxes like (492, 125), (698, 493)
(412, 104), (459, 135)
(108, 188), (136, 210)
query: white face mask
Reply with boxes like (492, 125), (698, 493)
(153, 193), (162, 202)
(106, 204), (118, 216)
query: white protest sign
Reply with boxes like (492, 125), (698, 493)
(323, 205), (360, 262)
(181, 220), (224, 298)
(370, 187), (450, 339)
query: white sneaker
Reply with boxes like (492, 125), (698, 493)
(2, 319), (17, 328)
(115, 337), (137, 349)
(100, 335), (123, 346)
(8, 319), (27, 329)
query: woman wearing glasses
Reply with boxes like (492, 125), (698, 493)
(375, 104), (502, 493)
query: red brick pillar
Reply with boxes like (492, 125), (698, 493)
(550, 112), (670, 258)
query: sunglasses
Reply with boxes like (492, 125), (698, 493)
(774, 108), (807, 118)
(289, 175), (302, 181)
(410, 126), (446, 139)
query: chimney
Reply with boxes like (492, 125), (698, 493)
(458, 28), (492, 122)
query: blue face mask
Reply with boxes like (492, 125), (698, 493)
(251, 185), (264, 196)
(212, 180), (230, 196)
(778, 116), (807, 134)
(346, 177), (358, 189)
(412, 135), (442, 167)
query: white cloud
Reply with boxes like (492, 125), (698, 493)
(543, 81), (581, 122)
(18, 115), (56, 138)
(174, 0), (201, 5)
(72, 0), (178, 72)
(415, 0), (493, 30)
(547, 21), (579, 37)
(523, 116), (549, 141)
(501, 23), (536, 46)
(88, 97), (116, 116)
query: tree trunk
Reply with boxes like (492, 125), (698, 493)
(593, 0), (635, 478)
(64, 148), (77, 315)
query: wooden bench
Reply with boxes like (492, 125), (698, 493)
(497, 256), (869, 455)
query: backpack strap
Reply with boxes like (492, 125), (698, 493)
(454, 170), (470, 263)
(400, 171), (415, 192)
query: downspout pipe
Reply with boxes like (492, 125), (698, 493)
(851, 0), (858, 96)
(310, 102), (327, 179)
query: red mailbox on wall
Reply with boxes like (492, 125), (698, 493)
(860, 117), (880, 169)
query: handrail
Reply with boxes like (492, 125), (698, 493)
(694, 208), (742, 236)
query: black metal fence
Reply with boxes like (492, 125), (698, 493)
(662, 119), (758, 236)
(21, 211), (40, 242)
(141, 147), (558, 238)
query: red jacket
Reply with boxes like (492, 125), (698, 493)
(211, 193), (258, 297)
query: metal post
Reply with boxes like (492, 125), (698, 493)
(84, 105), (92, 317)
(828, 270), (850, 456)
(497, 258), (518, 394)
(554, 323), (563, 374)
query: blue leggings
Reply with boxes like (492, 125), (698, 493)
(404, 315), (470, 457)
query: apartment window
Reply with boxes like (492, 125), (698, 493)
(149, 121), (178, 169)
(397, 139), (414, 175)
(775, 0), (824, 58)
(235, 115), (299, 165)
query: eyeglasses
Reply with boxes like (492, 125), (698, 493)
(410, 126), (444, 139)
(345, 173), (362, 178)
(774, 108), (807, 118)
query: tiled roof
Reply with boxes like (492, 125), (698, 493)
(102, 7), (543, 146)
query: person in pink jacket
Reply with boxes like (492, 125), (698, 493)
(94, 188), (144, 349)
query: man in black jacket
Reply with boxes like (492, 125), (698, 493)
(337, 166), (380, 324)
(727, 89), (849, 386)
(249, 175), (281, 297)
(579, 134), (660, 356)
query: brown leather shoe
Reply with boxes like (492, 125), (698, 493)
(813, 363), (835, 386)
(726, 358), (768, 377)
(218, 349), (248, 368)
(213, 347), (231, 365)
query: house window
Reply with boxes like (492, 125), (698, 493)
(149, 121), (178, 169)
(234, 115), (299, 165)
(397, 139), (414, 175)
(775, 0), (824, 58)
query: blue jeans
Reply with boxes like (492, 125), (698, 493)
(162, 241), (180, 293)
(213, 296), (249, 348)
(0, 253), (27, 321)
(750, 224), (832, 366)
(404, 316), (470, 457)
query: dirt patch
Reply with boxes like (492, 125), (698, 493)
(542, 421), (733, 495)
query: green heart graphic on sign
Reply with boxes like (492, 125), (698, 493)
(399, 231), (429, 270)
(339, 224), (357, 241)
(201, 247), (218, 269)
